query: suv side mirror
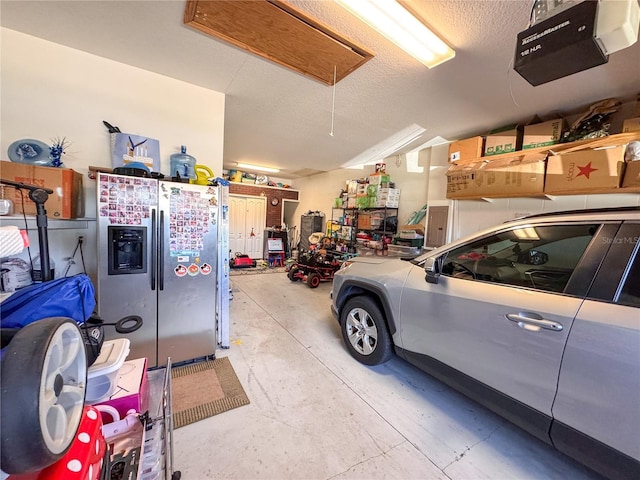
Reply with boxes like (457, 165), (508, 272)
(517, 249), (549, 265)
(425, 257), (440, 284)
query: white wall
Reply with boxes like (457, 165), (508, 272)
(451, 193), (640, 239)
(1, 28), (225, 281)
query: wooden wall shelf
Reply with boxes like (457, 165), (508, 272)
(453, 187), (640, 201)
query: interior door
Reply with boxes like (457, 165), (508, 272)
(229, 195), (246, 255)
(425, 206), (448, 248)
(229, 194), (266, 258)
(245, 196), (266, 259)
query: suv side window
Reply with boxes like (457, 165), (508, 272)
(441, 224), (598, 293)
(617, 247), (640, 307)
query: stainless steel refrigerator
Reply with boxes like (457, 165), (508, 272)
(96, 173), (229, 368)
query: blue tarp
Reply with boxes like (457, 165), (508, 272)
(0, 274), (95, 329)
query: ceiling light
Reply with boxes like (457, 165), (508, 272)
(335, 0), (455, 68)
(237, 163), (280, 173)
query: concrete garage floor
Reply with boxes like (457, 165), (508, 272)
(173, 273), (602, 479)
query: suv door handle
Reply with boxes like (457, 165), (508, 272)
(506, 312), (563, 332)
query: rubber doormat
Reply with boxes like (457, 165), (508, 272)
(171, 357), (250, 428)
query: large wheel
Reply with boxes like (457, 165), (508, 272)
(307, 272), (321, 288)
(340, 296), (393, 366)
(1, 317), (87, 474)
(288, 266), (301, 282)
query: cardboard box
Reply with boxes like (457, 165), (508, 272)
(377, 187), (400, 197)
(545, 146), (626, 193)
(622, 117), (640, 133)
(368, 173), (390, 185)
(356, 196), (371, 208)
(448, 136), (484, 163)
(400, 224), (425, 236)
(522, 119), (566, 149)
(622, 160), (640, 188)
(373, 189), (399, 207)
(366, 184), (379, 197)
(399, 230), (423, 239)
(484, 124), (524, 156)
(0, 160), (84, 219)
(337, 226), (353, 240)
(347, 180), (359, 195)
(373, 198), (399, 208)
(446, 153), (547, 199)
(357, 213), (372, 229)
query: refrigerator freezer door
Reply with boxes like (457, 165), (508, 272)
(96, 173), (159, 366)
(156, 182), (218, 366)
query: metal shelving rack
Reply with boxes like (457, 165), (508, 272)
(331, 207), (398, 254)
(144, 358), (181, 480)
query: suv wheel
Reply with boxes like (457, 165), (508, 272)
(340, 296), (393, 365)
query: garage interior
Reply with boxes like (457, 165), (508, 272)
(172, 273), (603, 479)
(1, 0), (639, 479)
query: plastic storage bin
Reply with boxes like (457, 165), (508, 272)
(86, 338), (130, 403)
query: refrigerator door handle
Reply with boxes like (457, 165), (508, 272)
(151, 208), (157, 291)
(159, 210), (165, 291)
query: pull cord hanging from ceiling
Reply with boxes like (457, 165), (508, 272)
(330, 65), (337, 137)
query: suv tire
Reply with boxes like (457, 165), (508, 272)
(340, 296), (393, 365)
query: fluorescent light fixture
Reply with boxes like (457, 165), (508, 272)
(335, 0), (455, 68)
(342, 123), (426, 168)
(237, 163), (280, 173)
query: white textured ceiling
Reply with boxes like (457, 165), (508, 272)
(2, 0), (640, 179)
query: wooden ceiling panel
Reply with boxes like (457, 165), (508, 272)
(184, 0), (374, 85)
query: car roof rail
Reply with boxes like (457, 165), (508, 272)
(508, 206), (640, 222)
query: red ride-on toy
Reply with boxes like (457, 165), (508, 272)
(230, 252), (257, 268)
(287, 238), (355, 288)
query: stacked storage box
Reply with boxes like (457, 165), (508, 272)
(369, 172), (390, 186)
(346, 180), (359, 208)
(374, 187), (400, 207)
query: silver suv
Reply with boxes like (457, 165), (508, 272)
(331, 207), (639, 480)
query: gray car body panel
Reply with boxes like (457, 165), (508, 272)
(399, 267), (581, 416)
(553, 299), (640, 460)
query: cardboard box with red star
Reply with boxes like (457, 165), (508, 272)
(545, 146), (626, 194)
